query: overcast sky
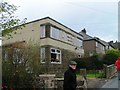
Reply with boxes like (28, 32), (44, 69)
(2, 0), (119, 44)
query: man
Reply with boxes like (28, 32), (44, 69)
(63, 60), (77, 90)
(115, 56), (120, 80)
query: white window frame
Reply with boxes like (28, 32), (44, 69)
(13, 48), (22, 64)
(50, 26), (60, 40)
(96, 42), (98, 47)
(103, 46), (105, 50)
(50, 48), (61, 64)
(40, 25), (45, 38)
(40, 48), (46, 63)
(4, 50), (8, 61)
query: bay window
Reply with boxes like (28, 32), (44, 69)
(50, 26), (60, 40)
(40, 25), (45, 38)
(40, 48), (46, 63)
(51, 48), (61, 64)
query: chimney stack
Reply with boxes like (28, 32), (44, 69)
(81, 28), (86, 34)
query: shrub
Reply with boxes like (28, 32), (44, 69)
(102, 49), (120, 65)
(73, 54), (103, 71)
(2, 42), (43, 88)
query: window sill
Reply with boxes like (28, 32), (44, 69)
(51, 62), (61, 64)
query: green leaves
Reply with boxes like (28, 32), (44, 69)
(0, 2), (17, 14)
(103, 49), (120, 65)
(1, 1), (27, 38)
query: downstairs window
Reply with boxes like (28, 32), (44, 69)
(51, 48), (61, 64)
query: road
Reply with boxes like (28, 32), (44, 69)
(101, 76), (120, 90)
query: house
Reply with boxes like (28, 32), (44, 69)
(109, 41), (120, 50)
(79, 29), (114, 57)
(2, 17), (84, 74)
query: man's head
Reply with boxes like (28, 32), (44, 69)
(69, 61), (77, 70)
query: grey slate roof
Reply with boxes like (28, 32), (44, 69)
(79, 29), (113, 47)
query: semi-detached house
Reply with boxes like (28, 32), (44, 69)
(79, 29), (114, 57)
(2, 17), (84, 74)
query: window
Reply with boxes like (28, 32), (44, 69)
(40, 48), (46, 63)
(13, 48), (23, 64)
(74, 38), (82, 47)
(51, 48), (61, 64)
(60, 31), (67, 41)
(51, 26), (60, 39)
(96, 42), (98, 47)
(89, 52), (93, 56)
(107, 46), (109, 49)
(40, 25), (45, 38)
(67, 34), (73, 43)
(4, 50), (8, 61)
(102, 46), (105, 50)
(73, 37), (76, 45)
(77, 38), (82, 48)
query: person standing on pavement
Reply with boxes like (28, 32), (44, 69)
(63, 60), (77, 90)
(115, 56), (120, 80)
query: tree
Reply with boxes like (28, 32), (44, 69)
(0, 1), (27, 38)
(103, 49), (120, 65)
(2, 42), (43, 88)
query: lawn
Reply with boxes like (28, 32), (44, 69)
(86, 71), (105, 78)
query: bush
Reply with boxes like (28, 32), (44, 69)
(73, 54), (103, 71)
(2, 42), (43, 88)
(102, 49), (120, 65)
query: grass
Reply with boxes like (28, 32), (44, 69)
(87, 73), (99, 78)
(86, 71), (105, 78)
(77, 70), (105, 78)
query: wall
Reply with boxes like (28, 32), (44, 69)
(40, 46), (78, 77)
(83, 40), (96, 56)
(104, 64), (116, 79)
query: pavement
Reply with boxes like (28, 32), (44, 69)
(87, 76), (120, 90)
(101, 76), (120, 89)
(87, 78), (108, 88)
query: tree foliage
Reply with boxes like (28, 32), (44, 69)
(103, 49), (120, 65)
(73, 54), (103, 71)
(0, 1), (27, 38)
(2, 42), (43, 88)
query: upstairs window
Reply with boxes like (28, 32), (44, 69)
(51, 48), (61, 64)
(77, 38), (82, 48)
(96, 42), (98, 47)
(73, 38), (83, 48)
(40, 25), (45, 38)
(102, 46), (105, 50)
(67, 34), (73, 43)
(50, 26), (60, 40)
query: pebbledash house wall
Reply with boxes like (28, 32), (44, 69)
(2, 17), (84, 75)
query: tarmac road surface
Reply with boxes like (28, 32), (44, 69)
(101, 76), (120, 90)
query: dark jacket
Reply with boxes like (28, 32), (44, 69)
(63, 67), (77, 90)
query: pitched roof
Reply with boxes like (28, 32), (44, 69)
(79, 29), (113, 47)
